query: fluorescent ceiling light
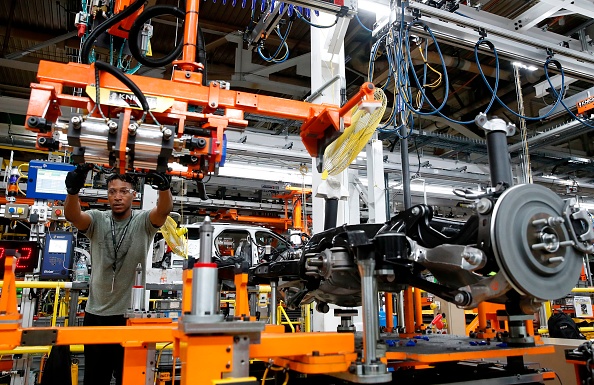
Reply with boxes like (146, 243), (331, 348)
(168, 161), (311, 185)
(568, 157), (591, 164)
(219, 162), (312, 185)
(512, 61), (538, 72)
(388, 180), (457, 196)
(357, 0), (390, 15)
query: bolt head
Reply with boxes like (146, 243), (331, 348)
(476, 198), (492, 214)
(163, 128), (173, 139)
(454, 293), (465, 304)
(128, 123), (138, 135)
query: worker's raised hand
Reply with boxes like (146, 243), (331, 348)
(145, 172), (171, 191)
(65, 163), (93, 195)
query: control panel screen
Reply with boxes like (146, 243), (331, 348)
(26, 161), (75, 200)
(0, 241), (40, 278)
(48, 239), (68, 254)
(35, 168), (70, 195)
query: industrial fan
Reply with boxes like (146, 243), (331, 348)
(321, 87), (387, 179)
(160, 216), (188, 258)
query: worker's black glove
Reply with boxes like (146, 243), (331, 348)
(145, 172), (171, 191)
(65, 164), (93, 195)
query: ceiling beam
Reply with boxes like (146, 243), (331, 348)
(5, 31), (77, 60)
(0, 25), (79, 49)
(1, 0), (18, 57)
(538, 0), (594, 20)
(508, 2), (562, 31)
(0, 58), (38, 71)
(0, 96), (28, 115)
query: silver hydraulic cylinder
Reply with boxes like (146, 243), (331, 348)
(185, 216), (224, 323)
(130, 263), (145, 311)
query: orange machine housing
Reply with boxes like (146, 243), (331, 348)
(107, 0), (145, 38)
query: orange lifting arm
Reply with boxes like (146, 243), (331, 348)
(24, 0), (378, 177)
(26, 61), (377, 157)
(177, 0), (201, 71)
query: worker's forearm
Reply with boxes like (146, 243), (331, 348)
(64, 193), (82, 222)
(156, 189), (173, 215)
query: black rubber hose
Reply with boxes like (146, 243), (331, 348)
(81, 0), (146, 64)
(94, 60), (150, 113)
(128, 5), (185, 67)
(198, 26), (207, 84)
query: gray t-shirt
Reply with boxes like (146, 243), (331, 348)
(83, 209), (158, 316)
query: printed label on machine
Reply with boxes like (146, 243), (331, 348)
(574, 296), (593, 318)
(85, 86), (174, 113)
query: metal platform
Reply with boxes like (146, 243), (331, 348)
(375, 333), (555, 363)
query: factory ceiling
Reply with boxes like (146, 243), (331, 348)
(1, 0), (594, 213)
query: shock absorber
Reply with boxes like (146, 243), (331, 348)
(129, 263), (145, 312)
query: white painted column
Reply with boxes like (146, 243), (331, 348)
(309, 9), (362, 332)
(310, 9), (349, 235)
(142, 185), (159, 310)
(366, 134), (387, 223)
(348, 169), (361, 225)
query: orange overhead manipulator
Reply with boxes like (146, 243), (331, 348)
(24, 0), (378, 178)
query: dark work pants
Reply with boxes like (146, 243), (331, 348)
(83, 312), (127, 385)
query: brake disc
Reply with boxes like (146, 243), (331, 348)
(490, 184), (582, 300)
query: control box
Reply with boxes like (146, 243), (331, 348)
(50, 206), (66, 221)
(26, 161), (74, 200)
(40, 232), (74, 280)
(30, 205), (48, 222)
(3, 204), (29, 219)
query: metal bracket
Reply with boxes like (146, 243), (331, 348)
(546, 48), (554, 59)
(337, 6), (350, 18)
(208, 81), (221, 110)
(563, 199), (594, 254)
(21, 329), (57, 346)
(478, 27), (487, 39)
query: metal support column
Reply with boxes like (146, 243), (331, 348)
(352, 257), (390, 382)
(310, 7), (349, 333)
(270, 280), (277, 325)
(400, 127), (412, 210)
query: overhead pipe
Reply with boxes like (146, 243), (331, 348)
(0, 136), (37, 148)
(409, 50), (514, 81)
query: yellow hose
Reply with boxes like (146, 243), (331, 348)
(0, 281), (72, 289)
(322, 87), (387, 178)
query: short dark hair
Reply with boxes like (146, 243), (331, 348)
(106, 173), (137, 188)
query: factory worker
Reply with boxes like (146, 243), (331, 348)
(64, 166), (173, 385)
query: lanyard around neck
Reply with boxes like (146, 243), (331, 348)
(110, 211), (134, 273)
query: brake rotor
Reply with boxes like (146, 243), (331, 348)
(490, 184), (582, 300)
